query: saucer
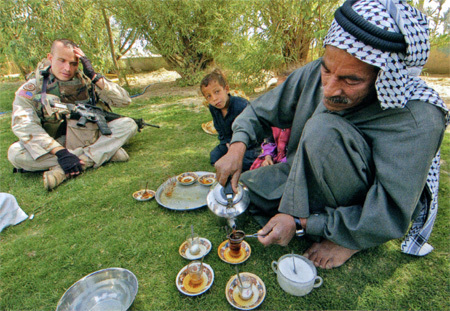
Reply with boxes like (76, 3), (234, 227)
(179, 238), (212, 260)
(218, 240), (251, 264)
(198, 174), (216, 187)
(176, 263), (214, 296)
(177, 172), (198, 186)
(225, 272), (266, 310)
(132, 189), (156, 201)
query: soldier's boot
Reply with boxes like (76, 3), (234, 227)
(43, 166), (66, 191)
(110, 148), (129, 162)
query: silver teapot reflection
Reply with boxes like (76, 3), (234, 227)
(206, 179), (250, 228)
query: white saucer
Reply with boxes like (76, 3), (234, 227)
(132, 189), (156, 201)
(225, 272), (266, 310)
(179, 238), (212, 260)
(176, 263), (214, 296)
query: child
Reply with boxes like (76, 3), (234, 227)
(250, 127), (291, 170)
(200, 68), (259, 171)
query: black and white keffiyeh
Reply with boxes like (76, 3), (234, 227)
(324, 0), (449, 256)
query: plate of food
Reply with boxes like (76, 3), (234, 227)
(156, 171), (214, 211)
(133, 189), (156, 201)
(177, 172), (199, 186)
(198, 173), (216, 187)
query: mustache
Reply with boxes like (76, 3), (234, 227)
(325, 96), (349, 104)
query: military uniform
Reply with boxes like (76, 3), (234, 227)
(8, 65), (138, 171)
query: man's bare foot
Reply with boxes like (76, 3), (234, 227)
(303, 240), (359, 269)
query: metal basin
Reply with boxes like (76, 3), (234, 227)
(56, 268), (138, 311)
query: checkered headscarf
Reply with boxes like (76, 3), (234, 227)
(324, 0), (448, 256)
(324, 0), (449, 121)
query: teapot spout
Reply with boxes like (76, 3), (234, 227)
(227, 218), (236, 229)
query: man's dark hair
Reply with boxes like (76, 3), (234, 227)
(51, 39), (78, 54)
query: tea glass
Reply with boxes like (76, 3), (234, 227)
(187, 261), (203, 285)
(237, 274), (253, 301)
(227, 230), (245, 257)
(187, 234), (201, 256)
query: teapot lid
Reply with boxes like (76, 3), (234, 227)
(212, 182), (244, 206)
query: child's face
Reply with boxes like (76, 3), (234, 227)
(201, 80), (230, 110)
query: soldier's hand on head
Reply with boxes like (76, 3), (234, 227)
(73, 47), (96, 80)
(55, 149), (83, 177)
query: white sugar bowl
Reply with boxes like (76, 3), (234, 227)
(271, 254), (323, 296)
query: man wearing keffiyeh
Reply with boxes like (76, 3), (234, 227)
(215, 0), (448, 269)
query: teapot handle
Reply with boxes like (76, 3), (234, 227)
(271, 261), (278, 274)
(224, 177), (234, 196)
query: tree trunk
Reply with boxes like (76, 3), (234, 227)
(101, 8), (128, 86)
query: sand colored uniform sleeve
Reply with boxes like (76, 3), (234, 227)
(96, 77), (131, 108)
(11, 79), (62, 160)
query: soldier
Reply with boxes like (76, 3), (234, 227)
(8, 39), (138, 190)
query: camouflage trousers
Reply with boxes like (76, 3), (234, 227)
(8, 117), (138, 171)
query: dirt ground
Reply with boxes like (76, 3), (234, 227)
(127, 68), (450, 109)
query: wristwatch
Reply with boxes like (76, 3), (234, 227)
(293, 217), (305, 237)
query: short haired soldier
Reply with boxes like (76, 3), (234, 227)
(8, 39), (138, 190)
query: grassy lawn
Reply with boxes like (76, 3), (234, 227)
(0, 81), (449, 310)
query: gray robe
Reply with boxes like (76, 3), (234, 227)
(232, 59), (446, 250)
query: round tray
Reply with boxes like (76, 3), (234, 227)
(155, 171), (213, 211)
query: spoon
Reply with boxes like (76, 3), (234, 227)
(244, 233), (267, 238)
(235, 266), (243, 285)
(292, 251), (297, 274)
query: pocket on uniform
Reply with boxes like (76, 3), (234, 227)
(66, 119), (99, 150)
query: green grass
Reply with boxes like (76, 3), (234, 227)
(0, 81), (449, 310)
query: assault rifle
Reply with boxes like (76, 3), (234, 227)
(66, 103), (160, 135)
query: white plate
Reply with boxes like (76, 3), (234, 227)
(133, 189), (156, 201)
(177, 172), (199, 186)
(218, 240), (251, 265)
(179, 237), (212, 260)
(225, 272), (266, 310)
(176, 263), (214, 296)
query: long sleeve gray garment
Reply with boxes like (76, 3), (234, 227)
(231, 59), (447, 250)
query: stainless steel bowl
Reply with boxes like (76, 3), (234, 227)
(56, 268), (138, 311)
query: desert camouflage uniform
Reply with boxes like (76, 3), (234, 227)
(8, 65), (138, 171)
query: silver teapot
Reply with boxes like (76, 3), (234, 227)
(206, 180), (250, 228)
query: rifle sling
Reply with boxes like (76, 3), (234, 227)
(40, 69), (53, 116)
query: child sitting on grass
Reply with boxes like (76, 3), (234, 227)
(200, 68), (259, 171)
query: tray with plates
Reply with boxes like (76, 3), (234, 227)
(155, 171), (213, 211)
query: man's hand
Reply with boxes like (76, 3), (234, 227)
(55, 149), (84, 177)
(73, 47), (98, 80)
(214, 142), (246, 193)
(257, 213), (296, 246)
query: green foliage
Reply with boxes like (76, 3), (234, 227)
(0, 0), (115, 77)
(1, 0), (448, 87)
(108, 0), (236, 85)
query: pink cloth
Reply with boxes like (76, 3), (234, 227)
(250, 127), (291, 170)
